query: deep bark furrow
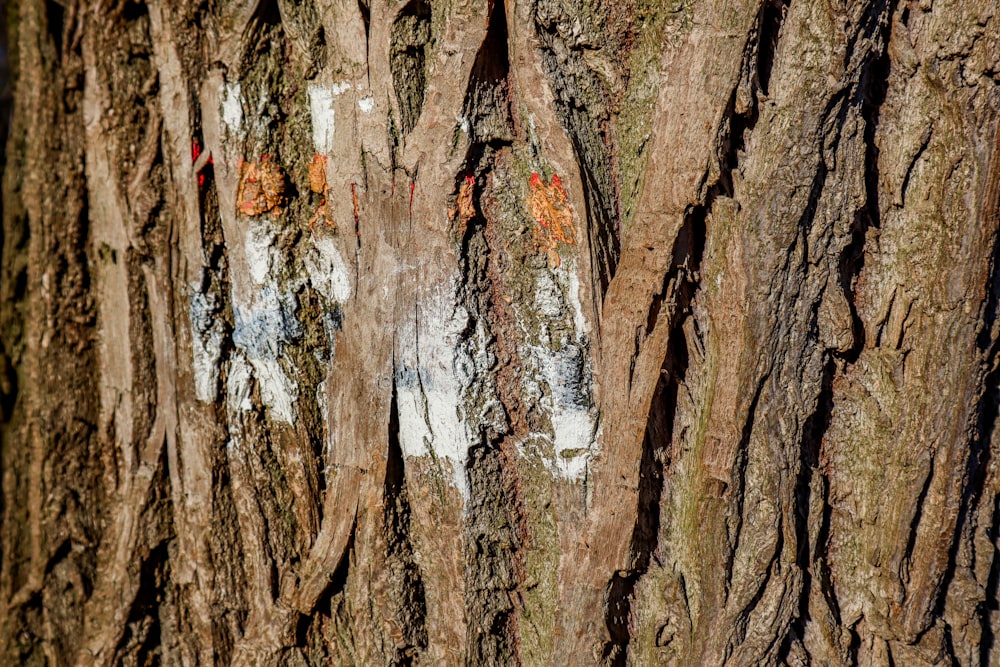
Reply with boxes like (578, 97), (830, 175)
(384, 380), (428, 665)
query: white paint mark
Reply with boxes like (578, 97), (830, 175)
(520, 262), (599, 480)
(308, 84), (336, 154)
(189, 284), (225, 402)
(192, 336), (222, 401)
(566, 266), (589, 339)
(221, 82), (243, 134)
(304, 236), (352, 303)
(395, 281), (473, 498)
(551, 408), (596, 478)
(249, 357), (298, 424)
(227, 221), (306, 425)
(530, 341), (598, 480)
(316, 380), (327, 417)
(245, 218), (276, 286)
(308, 82), (351, 154)
(227, 354), (254, 414)
(456, 115), (470, 135)
(535, 271), (563, 318)
(358, 97), (374, 114)
(226, 436), (244, 463)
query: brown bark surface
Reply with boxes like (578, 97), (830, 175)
(1, 0), (999, 665)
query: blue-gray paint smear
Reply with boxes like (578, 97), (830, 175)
(232, 286), (303, 360)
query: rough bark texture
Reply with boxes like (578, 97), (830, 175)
(1, 0), (999, 665)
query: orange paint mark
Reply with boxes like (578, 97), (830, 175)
(308, 153), (328, 194)
(236, 157), (285, 217)
(527, 171), (575, 268)
(308, 153), (335, 232)
(453, 175), (476, 235)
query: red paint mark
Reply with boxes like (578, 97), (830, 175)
(409, 181), (416, 218)
(464, 174), (475, 184)
(550, 173), (563, 189)
(530, 172), (542, 187)
(191, 140), (214, 187)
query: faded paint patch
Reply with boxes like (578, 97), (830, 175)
(232, 286), (302, 361)
(358, 97), (374, 114)
(221, 82), (243, 134)
(308, 82), (351, 154)
(189, 283), (225, 403)
(395, 281), (474, 498)
(227, 354), (254, 415)
(533, 341), (598, 479)
(566, 266), (589, 338)
(522, 262), (598, 480)
(228, 220), (305, 424)
(245, 218), (276, 285)
(249, 357), (298, 424)
(229, 285), (302, 425)
(304, 236), (352, 303)
(551, 409), (596, 479)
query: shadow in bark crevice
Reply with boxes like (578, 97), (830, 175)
(114, 540), (170, 665)
(450, 5), (531, 660)
(533, 9), (620, 297)
(779, 7), (898, 657)
(965, 116), (1000, 665)
(754, 0), (789, 98)
(453, 159), (526, 666)
(461, 0), (512, 145)
(602, 314), (689, 666)
(112, 445), (174, 666)
(381, 379), (429, 666)
(390, 0), (432, 136)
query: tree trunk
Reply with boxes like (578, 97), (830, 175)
(1, 0), (999, 664)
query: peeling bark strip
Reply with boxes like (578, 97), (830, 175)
(2, 0), (999, 665)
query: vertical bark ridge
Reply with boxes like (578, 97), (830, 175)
(818, 1), (1000, 663)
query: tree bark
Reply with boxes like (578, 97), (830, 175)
(1, 0), (999, 665)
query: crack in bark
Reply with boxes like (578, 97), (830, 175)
(383, 380), (428, 666)
(600, 2), (785, 656)
(533, 5), (621, 295)
(390, 0), (431, 137)
(453, 156), (526, 664)
(602, 316), (688, 666)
